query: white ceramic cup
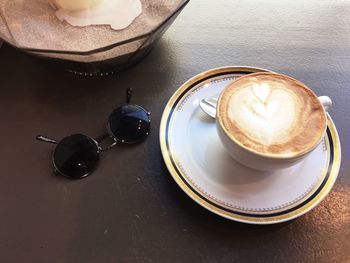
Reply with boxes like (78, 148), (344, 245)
(216, 75), (332, 171)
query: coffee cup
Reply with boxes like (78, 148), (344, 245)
(216, 72), (332, 171)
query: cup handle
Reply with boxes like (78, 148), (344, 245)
(318, 96), (332, 112)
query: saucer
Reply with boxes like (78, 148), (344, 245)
(160, 66), (341, 224)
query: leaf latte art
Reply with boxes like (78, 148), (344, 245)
(218, 73), (326, 157)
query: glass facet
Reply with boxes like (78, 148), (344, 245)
(0, 0), (189, 74)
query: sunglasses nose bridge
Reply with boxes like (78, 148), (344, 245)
(99, 141), (117, 152)
(95, 133), (117, 152)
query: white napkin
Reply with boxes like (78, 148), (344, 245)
(54, 0), (142, 30)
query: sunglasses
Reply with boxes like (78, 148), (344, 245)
(36, 88), (151, 179)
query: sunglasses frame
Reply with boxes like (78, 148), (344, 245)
(37, 88), (151, 179)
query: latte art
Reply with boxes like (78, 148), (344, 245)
(229, 82), (297, 145)
(218, 73), (326, 157)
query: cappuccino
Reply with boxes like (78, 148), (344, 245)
(217, 73), (326, 157)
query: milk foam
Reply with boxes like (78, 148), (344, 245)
(228, 82), (297, 146)
(218, 73), (326, 156)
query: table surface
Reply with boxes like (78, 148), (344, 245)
(0, 0), (349, 262)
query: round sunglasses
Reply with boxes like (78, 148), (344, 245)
(36, 88), (151, 179)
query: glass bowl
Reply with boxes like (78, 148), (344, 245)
(0, 0), (189, 76)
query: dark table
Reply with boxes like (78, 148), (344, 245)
(0, 0), (349, 262)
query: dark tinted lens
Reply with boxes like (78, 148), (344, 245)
(108, 104), (151, 143)
(53, 134), (99, 179)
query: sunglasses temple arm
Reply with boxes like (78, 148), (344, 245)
(126, 87), (132, 104)
(36, 135), (58, 144)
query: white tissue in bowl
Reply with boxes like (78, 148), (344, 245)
(51, 0), (104, 11)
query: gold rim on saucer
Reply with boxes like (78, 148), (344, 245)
(159, 66), (341, 224)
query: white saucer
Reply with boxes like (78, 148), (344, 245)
(160, 66), (341, 224)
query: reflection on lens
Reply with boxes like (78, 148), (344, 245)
(53, 134), (99, 179)
(108, 104), (151, 143)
